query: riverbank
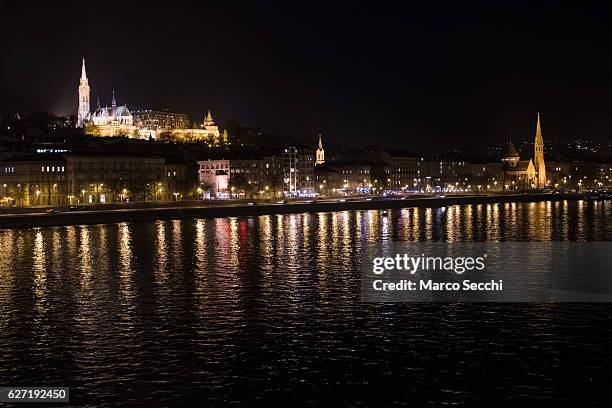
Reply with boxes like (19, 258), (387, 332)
(0, 193), (582, 229)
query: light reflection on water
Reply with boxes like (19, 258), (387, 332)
(0, 200), (612, 406)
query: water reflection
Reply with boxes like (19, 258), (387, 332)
(0, 200), (611, 405)
(118, 222), (133, 302)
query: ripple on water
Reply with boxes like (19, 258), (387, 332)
(1, 201), (612, 406)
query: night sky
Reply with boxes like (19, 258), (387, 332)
(1, 1), (611, 152)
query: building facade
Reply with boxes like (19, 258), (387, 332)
(198, 159), (230, 197)
(283, 147), (315, 196)
(499, 114), (547, 189)
(0, 154), (190, 206)
(0, 155), (67, 206)
(133, 110), (190, 130)
(315, 162), (372, 195)
(77, 59), (221, 143)
(77, 59), (138, 137)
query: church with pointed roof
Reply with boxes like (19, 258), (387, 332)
(501, 113), (547, 189)
(77, 59), (138, 137)
(77, 58), (223, 142)
(316, 133), (325, 165)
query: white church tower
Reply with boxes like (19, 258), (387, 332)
(316, 133), (325, 165)
(77, 58), (90, 127)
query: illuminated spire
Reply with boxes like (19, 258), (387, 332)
(533, 112), (546, 188)
(81, 58), (87, 80)
(77, 58), (90, 127)
(535, 112), (543, 144)
(112, 90), (116, 107)
(316, 133), (325, 165)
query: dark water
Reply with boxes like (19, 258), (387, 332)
(1, 200), (612, 407)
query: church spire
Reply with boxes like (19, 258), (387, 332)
(77, 58), (91, 127)
(533, 112), (546, 188)
(111, 90), (117, 107)
(316, 133), (325, 165)
(81, 58), (87, 80)
(535, 112), (543, 144)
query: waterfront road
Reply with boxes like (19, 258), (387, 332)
(0, 193), (583, 229)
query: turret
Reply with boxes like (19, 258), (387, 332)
(204, 109), (214, 126)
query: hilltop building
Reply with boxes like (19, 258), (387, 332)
(167, 110), (221, 144)
(89, 91), (138, 137)
(76, 59), (221, 143)
(133, 109), (190, 130)
(77, 59), (138, 136)
(201, 109), (220, 139)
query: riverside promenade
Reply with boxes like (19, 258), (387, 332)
(0, 193), (582, 229)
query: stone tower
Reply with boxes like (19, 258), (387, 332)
(316, 133), (325, 165)
(204, 109), (215, 126)
(534, 112), (546, 188)
(77, 58), (90, 127)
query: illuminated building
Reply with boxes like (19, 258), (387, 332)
(198, 160), (230, 197)
(501, 114), (547, 189)
(164, 110), (221, 144)
(0, 154), (187, 205)
(316, 134), (325, 165)
(133, 110), (190, 131)
(534, 112), (547, 188)
(198, 155), (287, 198)
(77, 59), (138, 137)
(501, 140), (536, 187)
(77, 59), (90, 127)
(315, 162), (371, 195)
(390, 155), (418, 190)
(283, 147), (315, 196)
(201, 109), (220, 139)
(89, 91), (138, 137)
(76, 59), (219, 142)
(0, 155), (66, 206)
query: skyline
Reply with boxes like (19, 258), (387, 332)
(1, 2), (612, 152)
